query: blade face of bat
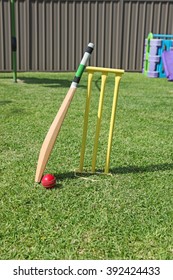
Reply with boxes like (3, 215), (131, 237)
(35, 87), (76, 183)
(35, 42), (94, 183)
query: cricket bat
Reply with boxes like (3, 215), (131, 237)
(35, 43), (94, 182)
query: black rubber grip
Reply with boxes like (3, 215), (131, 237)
(85, 46), (94, 54)
(73, 76), (81, 83)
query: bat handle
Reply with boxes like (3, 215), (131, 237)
(71, 42), (94, 88)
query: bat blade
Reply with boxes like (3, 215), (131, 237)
(35, 42), (94, 183)
(35, 87), (76, 182)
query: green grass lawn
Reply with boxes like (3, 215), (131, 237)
(0, 71), (173, 260)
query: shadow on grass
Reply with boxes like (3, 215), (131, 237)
(0, 100), (12, 106)
(18, 77), (86, 89)
(19, 77), (70, 87)
(54, 162), (173, 183)
(95, 76), (101, 91)
(0, 75), (12, 79)
(54, 171), (76, 182)
(111, 162), (173, 174)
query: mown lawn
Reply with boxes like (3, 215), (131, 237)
(0, 71), (173, 259)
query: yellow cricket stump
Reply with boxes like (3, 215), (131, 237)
(79, 66), (124, 174)
(91, 72), (107, 172)
(79, 71), (94, 172)
(105, 75), (122, 173)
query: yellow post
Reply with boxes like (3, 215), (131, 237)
(79, 71), (94, 172)
(105, 74), (122, 173)
(91, 72), (108, 172)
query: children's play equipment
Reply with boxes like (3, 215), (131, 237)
(162, 50), (173, 81)
(143, 33), (173, 80)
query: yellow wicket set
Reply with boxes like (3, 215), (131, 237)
(79, 66), (124, 174)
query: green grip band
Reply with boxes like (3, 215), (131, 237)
(75, 64), (85, 78)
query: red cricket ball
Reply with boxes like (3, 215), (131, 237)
(41, 174), (56, 189)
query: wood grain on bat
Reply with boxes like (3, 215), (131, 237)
(35, 87), (76, 182)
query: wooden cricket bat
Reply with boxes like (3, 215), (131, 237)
(35, 43), (94, 182)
